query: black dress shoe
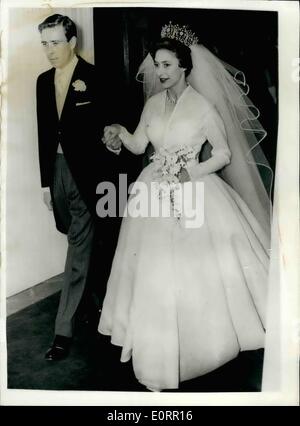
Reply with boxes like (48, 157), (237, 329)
(45, 335), (71, 361)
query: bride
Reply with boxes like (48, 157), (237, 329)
(98, 22), (272, 392)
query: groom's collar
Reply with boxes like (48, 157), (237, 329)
(55, 55), (78, 76)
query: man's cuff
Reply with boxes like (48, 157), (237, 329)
(42, 187), (50, 193)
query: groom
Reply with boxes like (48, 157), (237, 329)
(36, 14), (121, 360)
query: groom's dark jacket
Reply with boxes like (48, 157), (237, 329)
(36, 56), (121, 233)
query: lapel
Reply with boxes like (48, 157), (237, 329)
(46, 67), (59, 126)
(60, 56), (86, 122)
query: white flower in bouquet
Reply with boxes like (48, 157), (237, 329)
(150, 145), (198, 217)
(169, 163), (181, 176)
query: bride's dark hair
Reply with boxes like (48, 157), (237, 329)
(150, 38), (193, 77)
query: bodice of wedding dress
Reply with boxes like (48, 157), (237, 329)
(118, 85), (231, 179)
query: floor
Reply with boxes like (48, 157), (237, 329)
(6, 286), (264, 392)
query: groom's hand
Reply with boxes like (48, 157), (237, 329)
(102, 124), (121, 143)
(43, 190), (53, 211)
(102, 125), (122, 152)
(106, 135), (122, 151)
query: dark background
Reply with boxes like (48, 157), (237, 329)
(93, 7), (278, 173)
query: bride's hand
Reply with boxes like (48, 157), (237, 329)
(178, 168), (191, 183)
(102, 124), (121, 143)
(102, 124), (123, 151)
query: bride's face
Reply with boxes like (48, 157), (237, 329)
(154, 49), (186, 89)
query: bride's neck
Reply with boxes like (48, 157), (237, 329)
(168, 78), (188, 101)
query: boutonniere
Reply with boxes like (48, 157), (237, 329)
(72, 79), (87, 92)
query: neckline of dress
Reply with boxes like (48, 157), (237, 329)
(164, 84), (190, 110)
(162, 85), (190, 148)
(163, 84), (190, 124)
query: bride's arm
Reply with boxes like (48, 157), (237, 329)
(186, 107), (231, 180)
(106, 102), (150, 156)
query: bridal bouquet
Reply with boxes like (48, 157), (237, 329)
(150, 145), (197, 217)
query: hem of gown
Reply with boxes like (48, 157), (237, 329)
(98, 328), (132, 362)
(139, 381), (162, 392)
(98, 329), (177, 389)
(98, 330), (266, 390)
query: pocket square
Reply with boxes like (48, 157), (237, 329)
(76, 101), (91, 106)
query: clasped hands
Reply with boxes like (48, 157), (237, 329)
(102, 124), (123, 151)
(101, 124), (190, 183)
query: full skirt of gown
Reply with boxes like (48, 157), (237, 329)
(98, 161), (269, 391)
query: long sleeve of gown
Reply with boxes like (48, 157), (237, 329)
(118, 102), (150, 155)
(187, 107), (231, 180)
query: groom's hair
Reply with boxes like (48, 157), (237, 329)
(38, 14), (77, 41)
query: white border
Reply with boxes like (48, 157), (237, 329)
(0, 0), (299, 406)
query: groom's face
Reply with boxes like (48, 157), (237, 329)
(40, 24), (76, 69)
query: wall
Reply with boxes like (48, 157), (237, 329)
(4, 8), (94, 297)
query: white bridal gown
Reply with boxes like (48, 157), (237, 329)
(98, 85), (269, 391)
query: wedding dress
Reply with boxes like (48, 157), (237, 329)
(98, 85), (269, 391)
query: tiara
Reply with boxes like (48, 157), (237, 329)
(161, 21), (199, 47)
